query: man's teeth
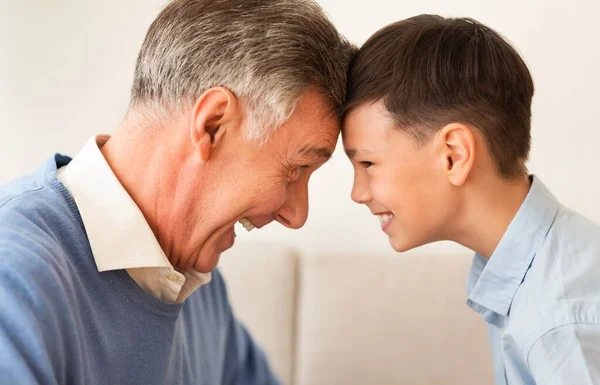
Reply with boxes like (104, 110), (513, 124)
(239, 218), (256, 232)
(378, 213), (394, 225)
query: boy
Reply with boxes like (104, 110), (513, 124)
(343, 15), (600, 384)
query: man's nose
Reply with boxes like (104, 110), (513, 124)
(275, 181), (309, 229)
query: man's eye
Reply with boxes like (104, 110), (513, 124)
(360, 161), (373, 168)
(291, 165), (308, 181)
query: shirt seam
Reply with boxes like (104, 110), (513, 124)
(524, 318), (600, 369)
(0, 185), (47, 212)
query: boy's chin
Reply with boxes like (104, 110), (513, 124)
(388, 234), (426, 253)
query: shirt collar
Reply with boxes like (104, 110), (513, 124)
(58, 135), (211, 283)
(466, 176), (559, 324)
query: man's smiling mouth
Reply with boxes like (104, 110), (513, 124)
(239, 218), (256, 232)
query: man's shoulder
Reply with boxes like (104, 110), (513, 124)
(0, 156), (70, 216)
(0, 179), (77, 255)
(0, 228), (77, 328)
(0, 154), (71, 209)
(0, 215), (78, 299)
(0, 170), (47, 210)
(0, 207), (80, 374)
(1, 158), (80, 232)
(0, 163), (85, 296)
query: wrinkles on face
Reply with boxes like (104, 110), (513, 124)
(171, 89), (340, 272)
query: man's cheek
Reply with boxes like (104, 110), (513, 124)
(254, 186), (288, 213)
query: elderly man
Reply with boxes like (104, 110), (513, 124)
(0, 0), (354, 384)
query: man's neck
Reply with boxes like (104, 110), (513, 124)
(99, 117), (194, 257)
(450, 174), (532, 259)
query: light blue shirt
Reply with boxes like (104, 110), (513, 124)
(467, 176), (600, 385)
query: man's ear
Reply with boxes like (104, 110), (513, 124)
(438, 123), (476, 186)
(190, 87), (239, 162)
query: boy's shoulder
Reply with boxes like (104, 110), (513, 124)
(539, 204), (600, 276)
(507, 204), (600, 351)
(553, 204), (600, 239)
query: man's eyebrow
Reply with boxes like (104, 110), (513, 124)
(298, 146), (333, 161)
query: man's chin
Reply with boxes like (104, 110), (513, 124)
(190, 226), (237, 272)
(191, 251), (222, 273)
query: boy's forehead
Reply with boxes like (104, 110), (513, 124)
(343, 100), (394, 128)
(343, 124), (387, 159)
(343, 105), (393, 145)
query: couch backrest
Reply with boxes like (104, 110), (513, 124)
(219, 243), (299, 385)
(219, 242), (494, 385)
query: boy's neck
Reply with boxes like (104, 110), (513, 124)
(451, 173), (532, 259)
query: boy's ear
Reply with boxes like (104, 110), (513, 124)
(438, 123), (476, 186)
(189, 86), (240, 162)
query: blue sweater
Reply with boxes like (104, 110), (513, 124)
(0, 155), (281, 385)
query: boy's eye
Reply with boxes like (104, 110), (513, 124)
(360, 161), (373, 168)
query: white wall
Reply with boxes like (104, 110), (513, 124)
(1, 0), (598, 259)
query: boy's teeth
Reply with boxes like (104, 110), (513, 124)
(239, 218), (256, 232)
(378, 214), (394, 225)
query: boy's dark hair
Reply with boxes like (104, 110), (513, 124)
(344, 15), (534, 177)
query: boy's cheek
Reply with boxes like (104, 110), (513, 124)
(373, 180), (402, 207)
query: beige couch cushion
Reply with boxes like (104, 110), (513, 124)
(218, 242), (299, 385)
(294, 251), (494, 385)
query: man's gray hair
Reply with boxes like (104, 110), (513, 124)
(130, 0), (355, 142)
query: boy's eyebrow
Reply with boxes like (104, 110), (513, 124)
(344, 148), (358, 159)
(344, 148), (380, 160)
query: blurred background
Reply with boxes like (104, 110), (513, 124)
(1, 0), (598, 260)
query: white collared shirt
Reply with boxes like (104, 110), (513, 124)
(57, 135), (211, 303)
